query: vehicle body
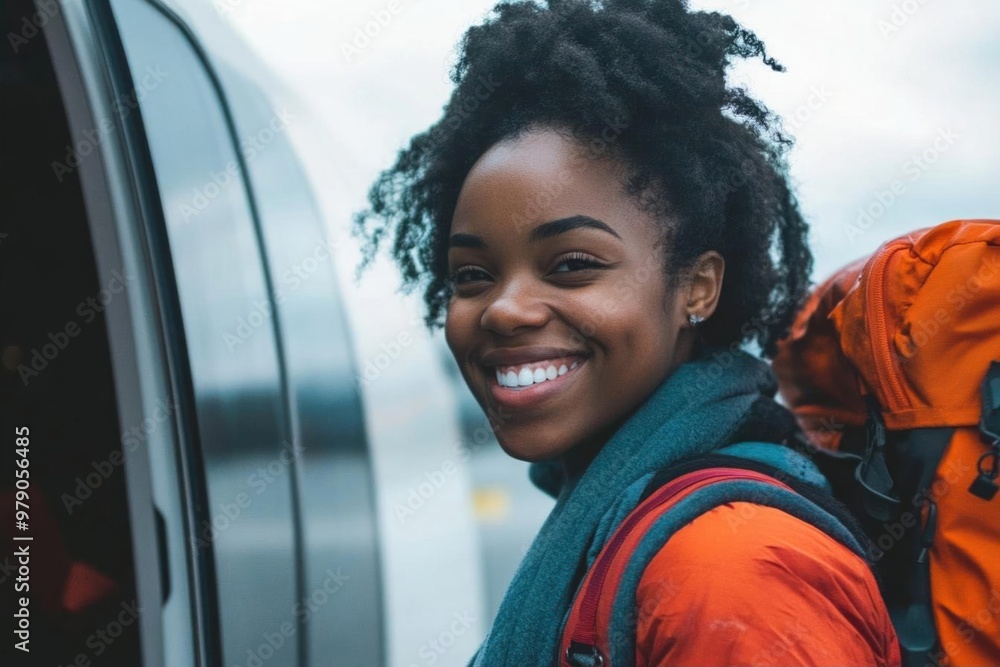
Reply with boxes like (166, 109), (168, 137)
(1, 1), (550, 664)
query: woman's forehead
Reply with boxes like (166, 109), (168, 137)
(456, 130), (631, 216)
(468, 128), (589, 178)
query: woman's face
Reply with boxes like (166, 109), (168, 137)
(445, 127), (709, 463)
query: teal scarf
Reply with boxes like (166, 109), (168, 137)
(470, 344), (792, 666)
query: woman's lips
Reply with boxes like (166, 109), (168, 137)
(485, 357), (587, 411)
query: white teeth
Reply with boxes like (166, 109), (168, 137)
(495, 360), (583, 387)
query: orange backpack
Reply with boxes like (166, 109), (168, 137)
(772, 219), (1000, 667)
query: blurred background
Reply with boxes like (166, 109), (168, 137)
(1, 1), (997, 666)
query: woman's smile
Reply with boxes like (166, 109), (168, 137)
(482, 350), (587, 411)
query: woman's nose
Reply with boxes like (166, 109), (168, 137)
(479, 279), (551, 336)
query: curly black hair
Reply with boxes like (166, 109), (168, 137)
(352, 0), (813, 358)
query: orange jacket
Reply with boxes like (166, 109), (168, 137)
(635, 502), (901, 667)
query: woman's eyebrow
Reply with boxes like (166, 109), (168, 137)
(448, 215), (622, 249)
(529, 215), (622, 241)
(449, 233), (487, 249)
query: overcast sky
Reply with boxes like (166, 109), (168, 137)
(216, 0), (999, 283)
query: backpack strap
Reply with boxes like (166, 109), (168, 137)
(560, 443), (867, 667)
(877, 426), (952, 667)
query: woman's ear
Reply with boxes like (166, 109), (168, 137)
(683, 251), (724, 325)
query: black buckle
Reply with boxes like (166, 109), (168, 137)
(565, 641), (605, 666)
(855, 395), (900, 520)
(970, 361), (1000, 501)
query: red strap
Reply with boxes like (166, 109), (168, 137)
(561, 467), (794, 666)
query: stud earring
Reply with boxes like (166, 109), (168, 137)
(688, 313), (706, 326)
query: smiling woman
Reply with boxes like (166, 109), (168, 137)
(352, 1), (899, 666)
(444, 129), (723, 467)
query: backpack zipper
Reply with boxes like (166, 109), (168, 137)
(864, 240), (912, 410)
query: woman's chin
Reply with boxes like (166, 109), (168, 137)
(494, 433), (574, 463)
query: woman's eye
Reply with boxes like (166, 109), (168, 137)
(551, 254), (606, 274)
(450, 267), (492, 285)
